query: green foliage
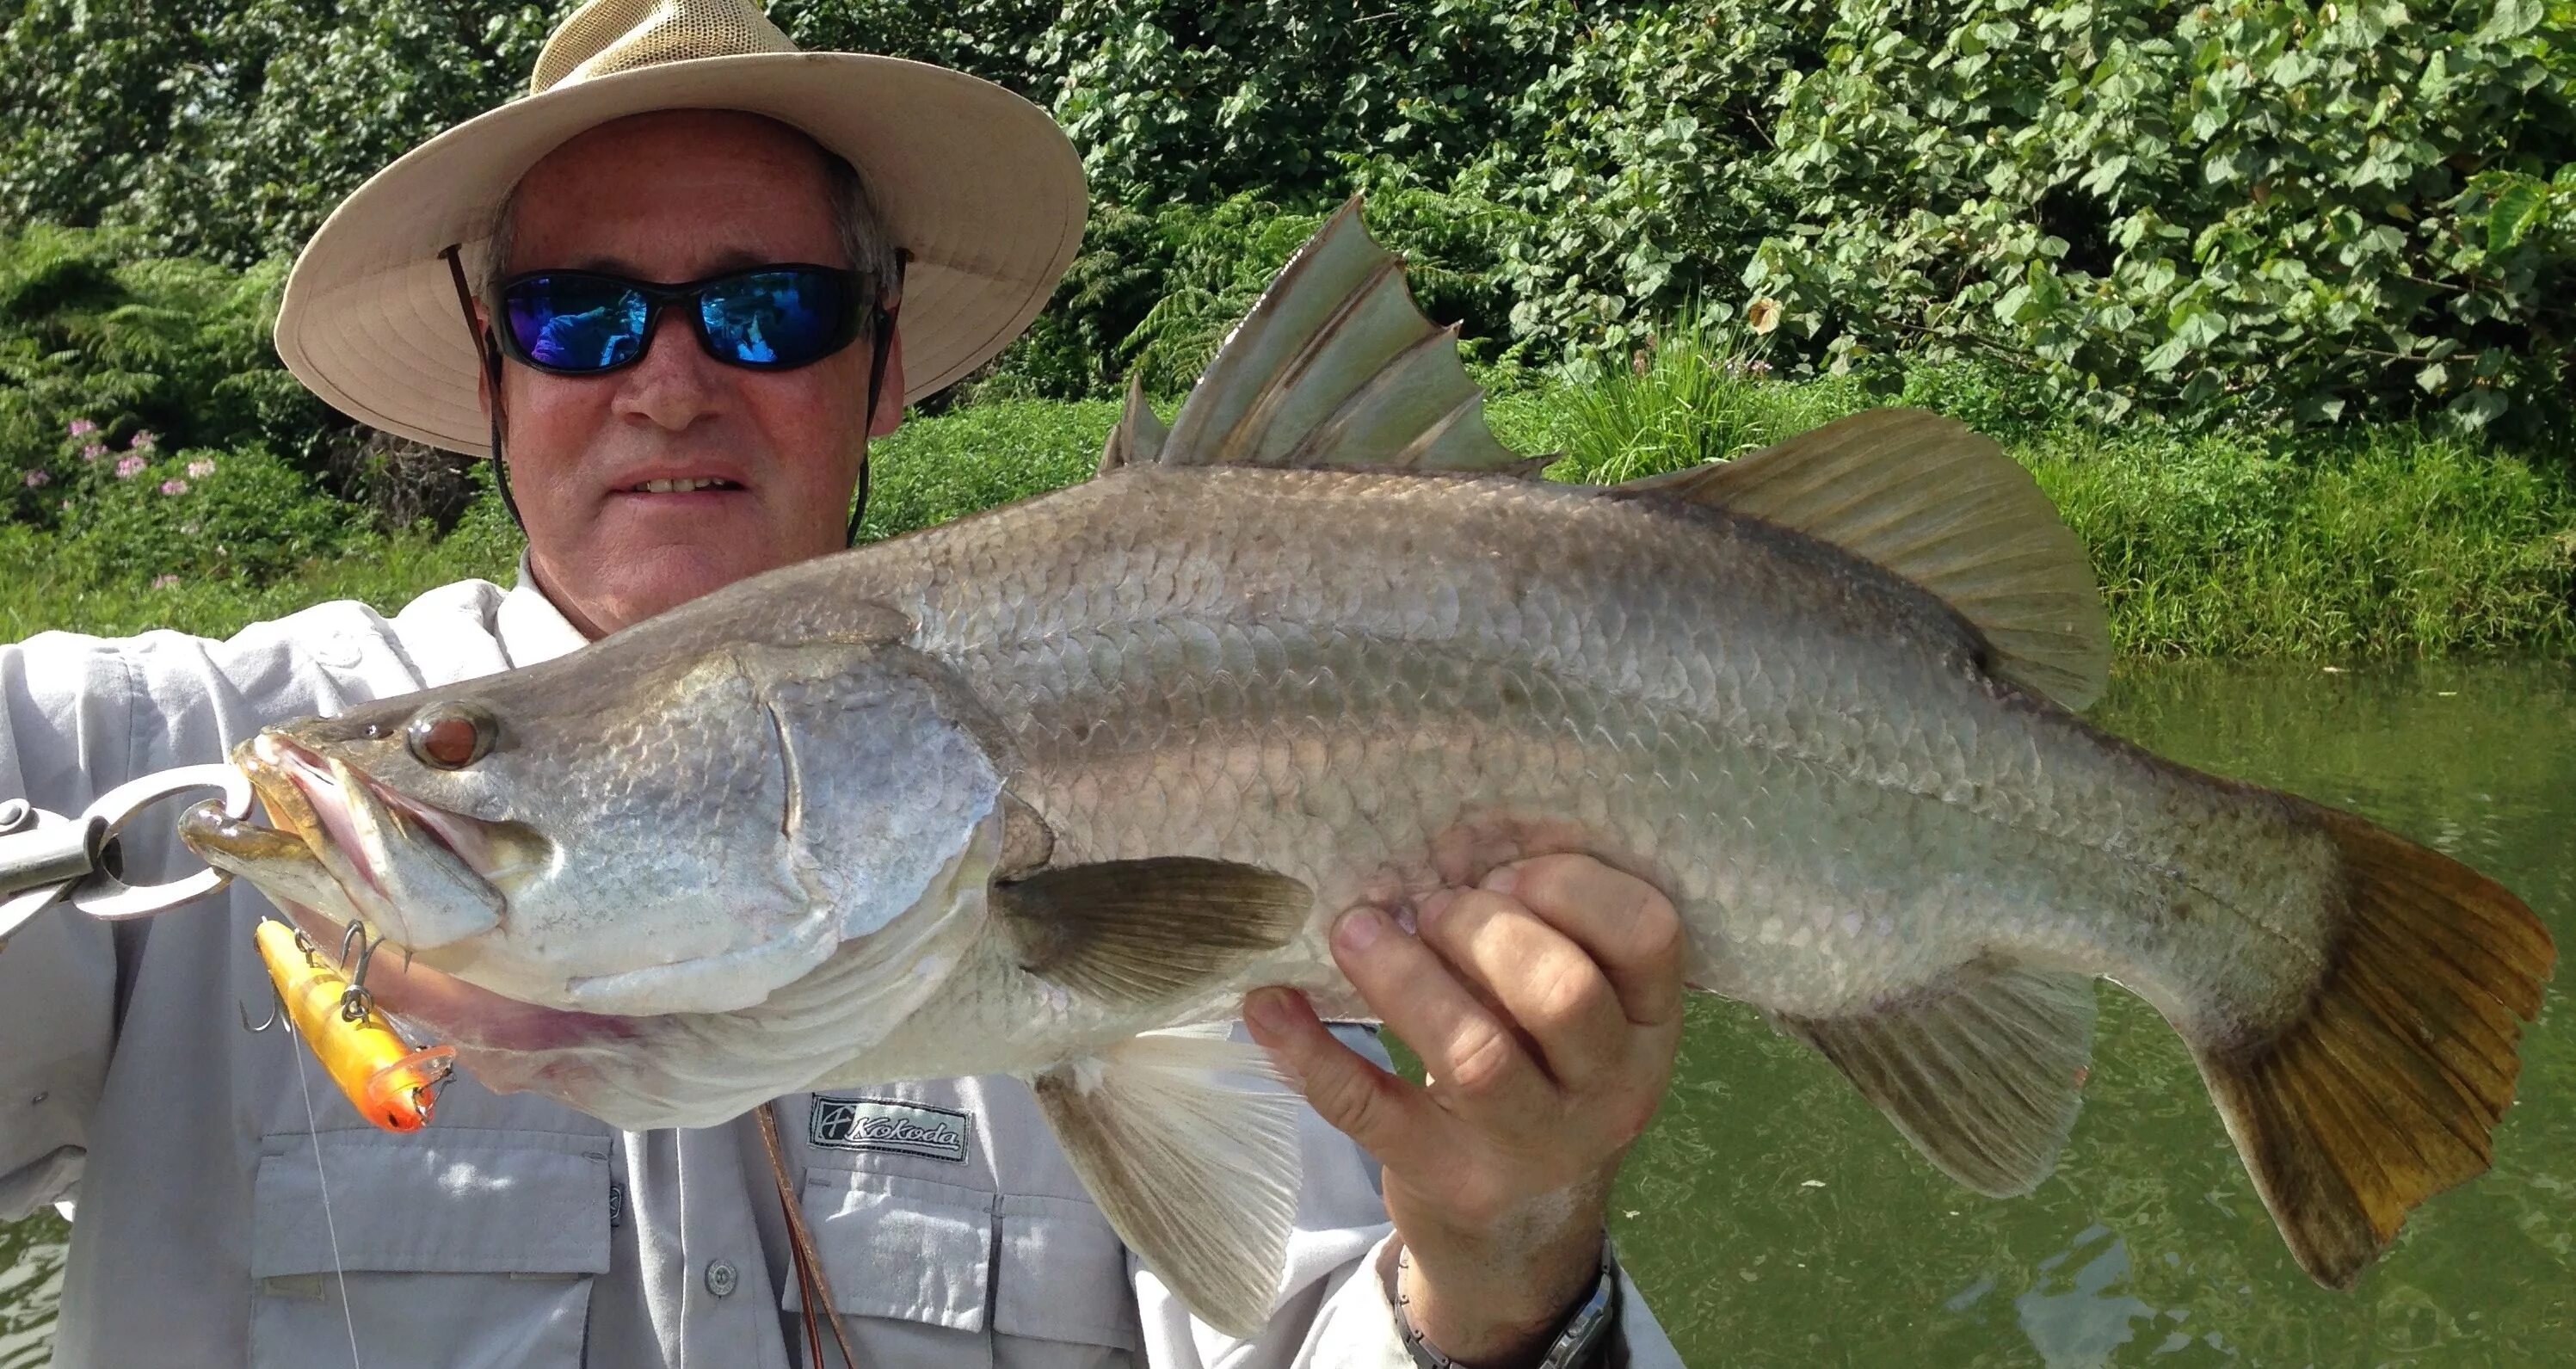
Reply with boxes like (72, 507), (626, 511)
(1550, 336), (2576, 657)
(1545, 315), (1872, 483)
(2034, 425), (2576, 657)
(6, 0), (2568, 429)
(855, 397), (1115, 539)
(0, 1), (558, 267)
(1743, 0), (2576, 433)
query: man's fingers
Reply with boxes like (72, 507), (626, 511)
(1242, 985), (1439, 1169)
(1417, 888), (1628, 1087)
(1329, 905), (1556, 1121)
(1488, 855), (1689, 1028)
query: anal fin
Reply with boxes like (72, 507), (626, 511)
(1032, 1033), (1302, 1337)
(1776, 959), (2097, 1197)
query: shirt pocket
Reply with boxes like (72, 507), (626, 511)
(792, 1169), (1143, 1366)
(249, 1127), (613, 1369)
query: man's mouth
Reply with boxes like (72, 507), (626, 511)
(619, 476), (742, 494)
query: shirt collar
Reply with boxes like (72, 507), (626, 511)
(497, 552), (594, 668)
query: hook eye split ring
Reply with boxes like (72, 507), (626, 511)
(69, 764), (256, 921)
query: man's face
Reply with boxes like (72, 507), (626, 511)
(492, 110), (903, 638)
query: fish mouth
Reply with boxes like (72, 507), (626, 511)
(199, 733), (522, 954)
(177, 795), (641, 1063)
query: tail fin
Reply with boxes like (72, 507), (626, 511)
(2197, 805), (2554, 1288)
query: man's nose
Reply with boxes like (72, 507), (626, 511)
(609, 304), (725, 431)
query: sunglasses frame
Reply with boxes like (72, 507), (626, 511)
(494, 263), (866, 375)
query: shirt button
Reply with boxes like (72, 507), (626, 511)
(704, 1259), (740, 1298)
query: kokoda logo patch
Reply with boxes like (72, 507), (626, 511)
(808, 1096), (971, 1163)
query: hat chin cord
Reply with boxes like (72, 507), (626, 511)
(437, 244), (896, 552)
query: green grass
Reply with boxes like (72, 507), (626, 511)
(3, 375), (2569, 659)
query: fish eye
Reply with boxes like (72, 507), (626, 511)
(406, 703), (493, 770)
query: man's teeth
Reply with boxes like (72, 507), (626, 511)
(632, 478), (733, 493)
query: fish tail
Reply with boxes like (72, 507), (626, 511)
(2194, 803), (2553, 1288)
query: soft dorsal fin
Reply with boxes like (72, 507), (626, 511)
(1153, 197), (1531, 474)
(1099, 374), (1168, 474)
(1624, 409), (2110, 710)
(1773, 960), (2098, 1198)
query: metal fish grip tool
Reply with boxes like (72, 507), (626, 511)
(0, 764), (255, 940)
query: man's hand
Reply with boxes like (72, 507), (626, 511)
(1244, 854), (1687, 1367)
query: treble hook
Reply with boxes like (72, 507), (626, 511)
(336, 922), (380, 1023)
(239, 990), (284, 1033)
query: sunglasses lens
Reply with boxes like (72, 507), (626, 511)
(505, 275), (648, 371)
(699, 270), (852, 368)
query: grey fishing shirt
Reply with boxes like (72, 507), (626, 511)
(0, 570), (1680, 1368)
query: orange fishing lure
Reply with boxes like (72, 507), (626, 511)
(252, 919), (455, 1132)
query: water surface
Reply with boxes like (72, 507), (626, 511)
(1616, 660), (2576, 1364)
(2, 662), (2569, 1364)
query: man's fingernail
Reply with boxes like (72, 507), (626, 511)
(1417, 890), (1456, 932)
(1244, 989), (1291, 1035)
(1334, 906), (1384, 953)
(1482, 863), (1521, 898)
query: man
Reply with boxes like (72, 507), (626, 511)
(0, 2), (1688, 1364)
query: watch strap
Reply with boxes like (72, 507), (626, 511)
(1394, 1243), (1623, 1369)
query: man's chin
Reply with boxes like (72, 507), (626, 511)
(535, 541), (780, 636)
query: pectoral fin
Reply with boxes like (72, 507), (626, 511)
(1775, 959), (2097, 1197)
(1032, 1032), (1302, 1337)
(996, 857), (1310, 1006)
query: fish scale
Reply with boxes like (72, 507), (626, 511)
(819, 466), (2270, 1029)
(186, 201), (2551, 1334)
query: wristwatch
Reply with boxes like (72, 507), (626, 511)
(1394, 1243), (1623, 1369)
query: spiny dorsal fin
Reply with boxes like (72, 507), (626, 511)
(1100, 373), (1168, 474)
(1156, 197), (1528, 474)
(1624, 409), (2110, 710)
(1774, 960), (2098, 1198)
(1032, 1032), (1302, 1336)
(996, 857), (1310, 1006)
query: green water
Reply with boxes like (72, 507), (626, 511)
(1616, 660), (2576, 1365)
(2, 662), (2570, 1365)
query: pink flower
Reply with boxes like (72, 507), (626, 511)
(159, 478), (188, 496)
(66, 418), (96, 437)
(151, 575), (181, 590)
(114, 455), (146, 478)
(129, 431), (157, 451)
(21, 470), (47, 488)
(81, 444), (107, 461)
(186, 459), (217, 478)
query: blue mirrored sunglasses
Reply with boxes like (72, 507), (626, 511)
(497, 265), (864, 374)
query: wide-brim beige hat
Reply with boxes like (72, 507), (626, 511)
(274, 0), (1087, 454)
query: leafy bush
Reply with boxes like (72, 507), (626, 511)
(9, 0), (2567, 431)
(1740, 0), (2576, 431)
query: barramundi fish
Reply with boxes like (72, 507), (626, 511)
(183, 200), (2554, 1335)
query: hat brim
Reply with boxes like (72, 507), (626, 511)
(275, 52), (1086, 454)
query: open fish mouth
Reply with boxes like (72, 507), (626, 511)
(209, 732), (520, 954)
(177, 758), (657, 1087)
